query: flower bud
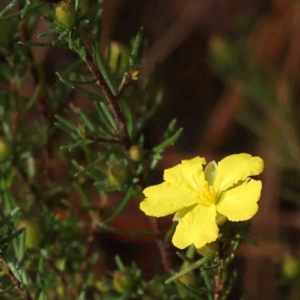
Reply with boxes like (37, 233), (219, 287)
(19, 219), (43, 249)
(106, 42), (130, 73)
(209, 36), (235, 67)
(129, 145), (144, 162)
(113, 270), (134, 294)
(197, 241), (219, 258)
(282, 254), (300, 279)
(0, 137), (11, 161)
(54, 1), (76, 31)
(78, 123), (87, 138)
(95, 279), (111, 292)
(107, 164), (129, 187)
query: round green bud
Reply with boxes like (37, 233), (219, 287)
(209, 36), (235, 66)
(113, 270), (134, 294)
(129, 145), (144, 162)
(107, 164), (129, 187)
(0, 137), (11, 161)
(106, 41), (130, 73)
(54, 1), (76, 31)
(282, 254), (300, 279)
(95, 280), (111, 292)
(197, 241), (219, 258)
(19, 219), (43, 249)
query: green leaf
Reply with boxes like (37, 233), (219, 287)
(237, 232), (259, 247)
(176, 252), (194, 264)
(153, 128), (183, 153)
(0, 284), (15, 293)
(115, 255), (126, 271)
(165, 257), (210, 284)
(129, 27), (143, 70)
(102, 187), (134, 224)
(3, 254), (23, 283)
(94, 41), (117, 95)
(164, 119), (177, 138)
(220, 270), (237, 300)
(0, 207), (20, 228)
(97, 222), (155, 237)
(55, 115), (78, 132)
(0, 228), (25, 246)
(56, 72), (104, 103)
(60, 139), (91, 151)
(0, 0), (19, 17)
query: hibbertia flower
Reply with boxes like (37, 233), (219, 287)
(140, 153), (264, 249)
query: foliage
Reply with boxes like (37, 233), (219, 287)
(0, 1), (264, 299)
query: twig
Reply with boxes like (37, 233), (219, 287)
(81, 38), (130, 149)
(86, 135), (121, 144)
(116, 72), (135, 100)
(214, 257), (224, 300)
(0, 255), (32, 300)
(80, 36), (173, 273)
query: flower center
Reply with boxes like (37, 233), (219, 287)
(201, 181), (216, 206)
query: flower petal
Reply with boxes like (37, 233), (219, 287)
(213, 153), (264, 193)
(172, 204), (219, 249)
(140, 182), (199, 217)
(164, 157), (206, 193)
(204, 160), (218, 186)
(216, 179), (262, 221)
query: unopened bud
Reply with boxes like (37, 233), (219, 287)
(78, 123), (87, 138)
(113, 270), (134, 294)
(107, 164), (129, 187)
(282, 254), (300, 279)
(54, 1), (76, 30)
(106, 42), (130, 73)
(18, 219), (43, 249)
(95, 279), (111, 292)
(0, 137), (11, 161)
(129, 145), (143, 162)
(197, 241), (219, 258)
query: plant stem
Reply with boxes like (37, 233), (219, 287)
(79, 36), (173, 273)
(81, 37), (130, 149)
(214, 257), (224, 299)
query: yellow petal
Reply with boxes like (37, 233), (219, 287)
(164, 157), (206, 193)
(172, 204), (219, 249)
(140, 182), (198, 217)
(213, 153), (264, 193)
(216, 179), (262, 221)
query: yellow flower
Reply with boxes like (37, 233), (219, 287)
(140, 154), (264, 249)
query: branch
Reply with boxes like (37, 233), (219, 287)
(86, 135), (121, 144)
(80, 37), (173, 273)
(81, 38), (130, 149)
